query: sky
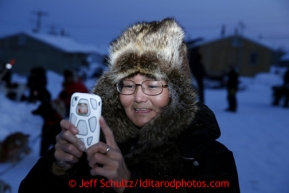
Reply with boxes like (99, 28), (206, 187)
(0, 64), (289, 193)
(0, 0), (289, 52)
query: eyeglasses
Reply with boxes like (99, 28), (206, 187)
(116, 80), (168, 96)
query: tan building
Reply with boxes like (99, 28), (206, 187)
(0, 32), (104, 75)
(188, 34), (278, 77)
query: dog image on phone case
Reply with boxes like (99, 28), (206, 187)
(69, 93), (102, 149)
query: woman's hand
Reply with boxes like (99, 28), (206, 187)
(52, 119), (86, 175)
(86, 116), (131, 193)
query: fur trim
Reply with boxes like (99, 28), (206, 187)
(108, 18), (188, 83)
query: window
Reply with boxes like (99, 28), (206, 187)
(17, 34), (26, 47)
(250, 52), (258, 65)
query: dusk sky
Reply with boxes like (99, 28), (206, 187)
(0, 0), (289, 52)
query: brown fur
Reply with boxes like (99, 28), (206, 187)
(0, 132), (31, 163)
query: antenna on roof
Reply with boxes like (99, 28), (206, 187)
(31, 10), (48, 33)
(60, 29), (70, 37)
(48, 25), (58, 35)
(221, 24), (226, 37)
(238, 21), (245, 35)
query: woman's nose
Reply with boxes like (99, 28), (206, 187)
(134, 85), (148, 103)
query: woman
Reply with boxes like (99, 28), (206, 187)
(19, 18), (240, 193)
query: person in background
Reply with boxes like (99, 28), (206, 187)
(224, 65), (239, 112)
(0, 60), (12, 87)
(19, 18), (240, 193)
(190, 52), (207, 103)
(26, 66), (51, 103)
(31, 101), (63, 157)
(57, 69), (89, 117)
(281, 67), (289, 108)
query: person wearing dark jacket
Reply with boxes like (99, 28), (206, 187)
(25, 66), (52, 103)
(57, 69), (89, 117)
(280, 67), (289, 107)
(190, 53), (207, 103)
(272, 67), (289, 108)
(225, 66), (239, 112)
(19, 18), (240, 193)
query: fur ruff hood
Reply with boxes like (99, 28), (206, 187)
(92, 18), (198, 171)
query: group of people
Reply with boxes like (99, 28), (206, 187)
(19, 18), (240, 192)
(28, 67), (89, 156)
(189, 53), (240, 112)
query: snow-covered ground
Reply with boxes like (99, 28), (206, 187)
(0, 66), (288, 193)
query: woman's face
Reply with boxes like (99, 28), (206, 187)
(119, 74), (170, 127)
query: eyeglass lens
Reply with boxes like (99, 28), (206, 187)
(117, 80), (164, 95)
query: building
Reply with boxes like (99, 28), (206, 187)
(0, 32), (105, 75)
(188, 34), (279, 77)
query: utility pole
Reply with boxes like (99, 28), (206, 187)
(31, 11), (48, 33)
(235, 21), (245, 71)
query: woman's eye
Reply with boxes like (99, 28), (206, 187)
(124, 85), (134, 88)
(148, 85), (159, 89)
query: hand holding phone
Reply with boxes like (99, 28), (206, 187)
(69, 92), (102, 149)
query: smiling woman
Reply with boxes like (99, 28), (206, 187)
(19, 18), (240, 193)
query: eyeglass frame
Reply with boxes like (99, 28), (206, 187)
(116, 80), (168, 96)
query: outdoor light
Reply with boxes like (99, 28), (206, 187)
(6, 63), (12, 69)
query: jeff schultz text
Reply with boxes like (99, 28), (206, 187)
(70, 179), (230, 189)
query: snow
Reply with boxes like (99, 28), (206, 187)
(0, 67), (289, 193)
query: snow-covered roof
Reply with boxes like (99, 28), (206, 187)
(0, 32), (104, 54)
(189, 34), (277, 51)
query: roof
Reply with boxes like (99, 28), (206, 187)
(189, 34), (277, 51)
(0, 32), (105, 54)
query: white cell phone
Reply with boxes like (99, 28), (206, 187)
(69, 92), (102, 149)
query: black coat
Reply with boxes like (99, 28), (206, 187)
(226, 69), (239, 90)
(19, 103), (240, 193)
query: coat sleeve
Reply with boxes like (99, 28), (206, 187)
(18, 148), (89, 193)
(178, 102), (240, 193)
(181, 141), (240, 193)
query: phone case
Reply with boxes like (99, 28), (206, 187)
(69, 92), (102, 149)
